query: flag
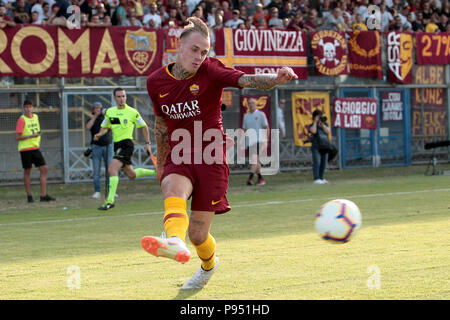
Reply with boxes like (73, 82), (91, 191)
(310, 30), (348, 76)
(386, 31), (413, 84)
(347, 30), (382, 79)
(291, 91), (331, 146)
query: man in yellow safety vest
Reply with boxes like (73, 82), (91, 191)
(15, 100), (56, 203)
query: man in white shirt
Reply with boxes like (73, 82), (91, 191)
(242, 97), (269, 186)
(31, 0), (46, 24)
(379, 3), (393, 31)
(142, 2), (161, 27)
(224, 9), (244, 28)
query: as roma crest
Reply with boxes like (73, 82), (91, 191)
(125, 29), (157, 74)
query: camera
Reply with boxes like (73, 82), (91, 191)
(84, 148), (92, 157)
(320, 116), (327, 122)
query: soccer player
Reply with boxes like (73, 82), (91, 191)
(142, 17), (297, 289)
(94, 88), (156, 210)
(15, 100), (55, 203)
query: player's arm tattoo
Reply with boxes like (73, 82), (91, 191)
(155, 116), (170, 178)
(238, 74), (279, 90)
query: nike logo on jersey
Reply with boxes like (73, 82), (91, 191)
(159, 93), (169, 98)
(211, 200), (222, 205)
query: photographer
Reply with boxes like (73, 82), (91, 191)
(86, 102), (113, 199)
(308, 109), (331, 185)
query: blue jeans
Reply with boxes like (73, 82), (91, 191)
(92, 144), (113, 193)
(312, 145), (328, 181)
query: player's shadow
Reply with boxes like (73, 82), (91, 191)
(172, 288), (202, 300)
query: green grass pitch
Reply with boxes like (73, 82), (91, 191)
(0, 165), (448, 300)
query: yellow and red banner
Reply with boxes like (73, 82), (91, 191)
(386, 31), (413, 84)
(0, 26), (163, 77)
(291, 91), (330, 147)
(239, 95), (271, 129)
(347, 30), (382, 79)
(311, 30), (348, 76)
(215, 28), (307, 79)
(416, 32), (450, 65)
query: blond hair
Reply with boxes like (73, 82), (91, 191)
(180, 17), (210, 40)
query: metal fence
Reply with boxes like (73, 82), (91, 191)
(1, 68), (449, 185)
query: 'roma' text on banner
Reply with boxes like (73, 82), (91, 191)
(215, 28), (307, 79)
(291, 91), (330, 146)
(0, 26), (163, 77)
(333, 97), (378, 130)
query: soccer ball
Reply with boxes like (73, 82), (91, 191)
(314, 199), (362, 243)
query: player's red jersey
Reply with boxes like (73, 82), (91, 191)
(147, 57), (244, 152)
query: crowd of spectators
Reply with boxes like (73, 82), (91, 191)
(0, 0), (449, 32)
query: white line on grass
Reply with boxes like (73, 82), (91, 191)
(1, 187), (449, 228)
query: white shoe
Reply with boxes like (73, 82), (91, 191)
(182, 257), (220, 290)
(115, 194), (118, 198)
(92, 192), (101, 199)
(321, 179), (329, 184)
(141, 235), (191, 264)
(314, 179), (325, 184)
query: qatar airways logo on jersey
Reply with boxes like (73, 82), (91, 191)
(170, 121), (280, 175)
(161, 100), (201, 119)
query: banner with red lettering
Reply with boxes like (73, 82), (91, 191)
(333, 98), (378, 130)
(0, 26), (163, 77)
(416, 32), (450, 65)
(215, 28), (307, 79)
(347, 30), (382, 79)
(310, 30), (348, 76)
(386, 31), (413, 84)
